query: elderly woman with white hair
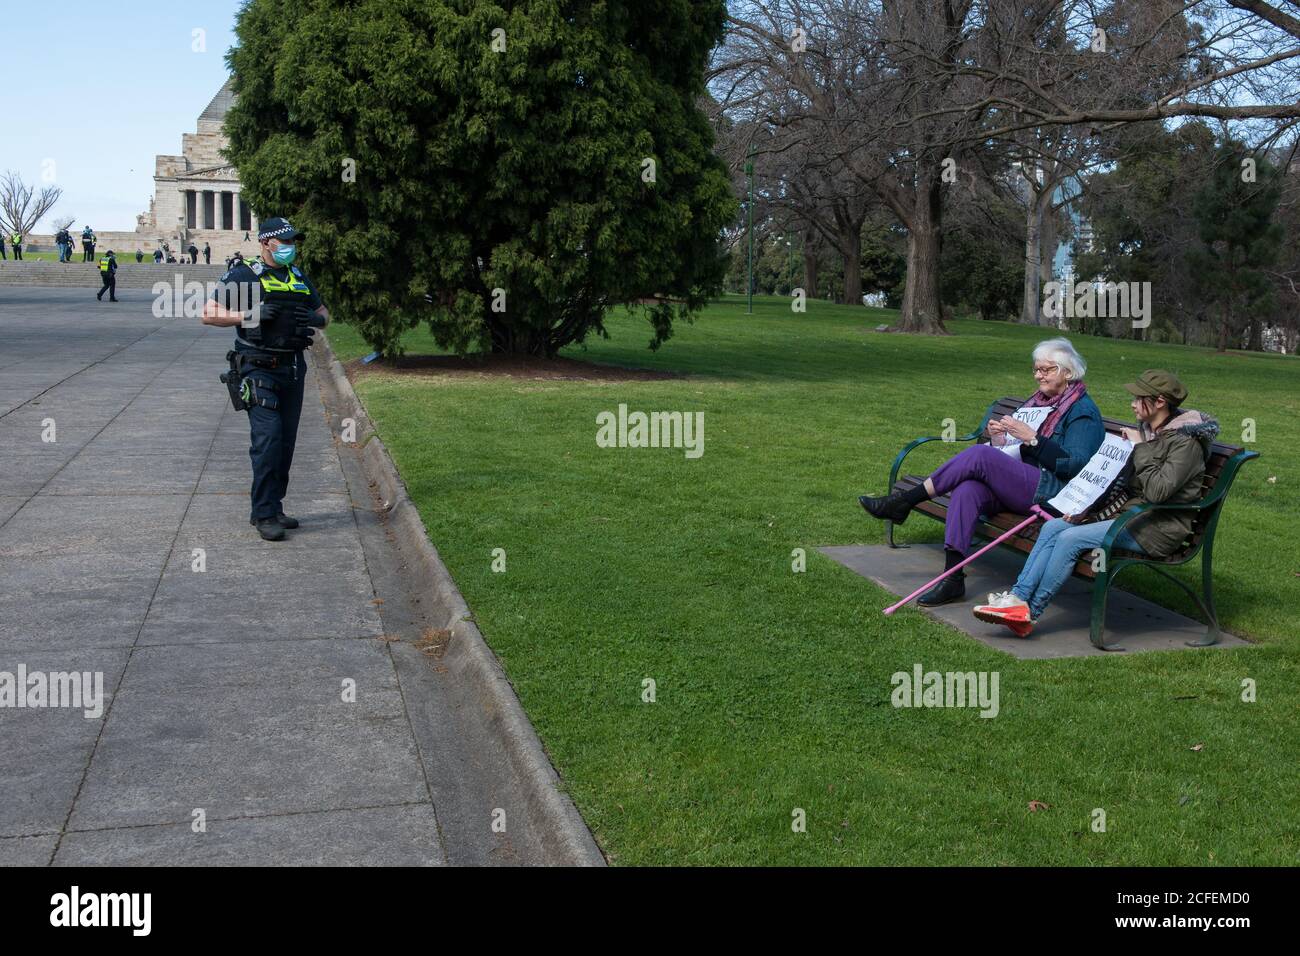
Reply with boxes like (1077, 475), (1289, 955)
(859, 337), (1105, 607)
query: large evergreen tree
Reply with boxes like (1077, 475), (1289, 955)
(1189, 144), (1284, 352)
(225, 0), (735, 358)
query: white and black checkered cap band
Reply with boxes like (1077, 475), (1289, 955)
(258, 222), (298, 240)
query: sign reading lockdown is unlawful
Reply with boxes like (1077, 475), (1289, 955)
(1046, 432), (1133, 517)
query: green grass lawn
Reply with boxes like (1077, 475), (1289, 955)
(326, 295), (1299, 865)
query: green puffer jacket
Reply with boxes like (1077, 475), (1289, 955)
(1121, 409), (1220, 558)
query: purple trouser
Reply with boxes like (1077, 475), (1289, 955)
(927, 444), (1040, 555)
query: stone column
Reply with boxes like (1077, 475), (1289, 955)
(202, 190), (215, 230)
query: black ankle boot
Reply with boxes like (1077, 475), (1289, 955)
(859, 483), (928, 524)
(917, 571), (966, 607)
(917, 548), (967, 606)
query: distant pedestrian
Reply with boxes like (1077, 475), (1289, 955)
(0, 234), (6, 260)
(153, 248), (163, 264)
(67, 236), (77, 261)
(81, 226), (95, 262)
(96, 249), (119, 302)
(10, 231), (23, 261)
(188, 242), (198, 264)
(55, 228), (69, 262)
(135, 249), (144, 263)
(203, 242), (211, 264)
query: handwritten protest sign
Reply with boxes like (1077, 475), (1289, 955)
(994, 405), (1054, 459)
(1046, 432), (1134, 517)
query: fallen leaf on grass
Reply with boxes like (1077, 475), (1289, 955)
(1190, 743), (1204, 752)
(1028, 800), (1051, 812)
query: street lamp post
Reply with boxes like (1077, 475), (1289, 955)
(745, 144), (755, 315)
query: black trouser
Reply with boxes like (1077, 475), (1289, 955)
(12, 246), (20, 261)
(97, 273), (116, 300)
(0, 245), (5, 260)
(238, 348), (308, 522)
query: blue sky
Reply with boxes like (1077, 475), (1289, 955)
(1, 2), (246, 231)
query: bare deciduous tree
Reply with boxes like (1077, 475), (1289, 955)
(0, 170), (63, 237)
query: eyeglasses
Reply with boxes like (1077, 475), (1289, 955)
(1032, 364), (1060, 376)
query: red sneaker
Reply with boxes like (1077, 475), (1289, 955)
(973, 602), (1035, 638)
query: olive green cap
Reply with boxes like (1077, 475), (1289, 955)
(1124, 369), (1187, 405)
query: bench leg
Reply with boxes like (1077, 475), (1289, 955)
(1186, 547), (1221, 647)
(885, 519), (906, 549)
(1089, 571), (1125, 652)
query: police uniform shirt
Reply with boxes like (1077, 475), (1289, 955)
(211, 257), (323, 348)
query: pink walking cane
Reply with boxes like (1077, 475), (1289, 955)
(883, 505), (1054, 615)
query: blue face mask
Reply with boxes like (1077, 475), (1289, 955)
(271, 243), (297, 266)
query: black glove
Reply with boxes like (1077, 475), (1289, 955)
(294, 303), (327, 329)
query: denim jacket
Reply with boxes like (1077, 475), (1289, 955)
(980, 394), (1105, 503)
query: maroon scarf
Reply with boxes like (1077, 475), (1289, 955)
(1023, 380), (1087, 439)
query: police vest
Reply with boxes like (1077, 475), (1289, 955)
(99, 256), (113, 273)
(11, 234), (19, 245)
(247, 259), (312, 296)
(240, 260), (313, 349)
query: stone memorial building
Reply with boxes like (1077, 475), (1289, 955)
(134, 79), (258, 255)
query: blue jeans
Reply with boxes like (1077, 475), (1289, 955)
(1012, 516), (1146, 618)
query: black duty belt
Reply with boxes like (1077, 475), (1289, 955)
(235, 351), (289, 368)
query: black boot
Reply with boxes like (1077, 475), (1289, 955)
(253, 517), (286, 541)
(858, 483), (929, 525)
(917, 548), (967, 607)
(275, 512), (299, 529)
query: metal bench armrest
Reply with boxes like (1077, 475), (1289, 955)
(1099, 449), (1259, 553)
(883, 434), (977, 489)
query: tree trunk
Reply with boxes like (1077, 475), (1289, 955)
(1039, 200), (1057, 303)
(898, 174), (947, 333)
(1021, 197), (1043, 325)
(1021, 190), (1058, 326)
(802, 230), (819, 299)
(841, 228), (862, 306)
(1248, 318), (1263, 352)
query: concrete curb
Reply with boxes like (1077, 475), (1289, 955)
(315, 332), (606, 867)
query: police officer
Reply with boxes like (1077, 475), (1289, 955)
(96, 249), (118, 301)
(201, 217), (329, 541)
(10, 231), (22, 261)
(81, 226), (95, 262)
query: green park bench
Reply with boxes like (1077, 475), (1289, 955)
(884, 396), (1259, 651)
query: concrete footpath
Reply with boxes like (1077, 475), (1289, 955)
(0, 288), (601, 866)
